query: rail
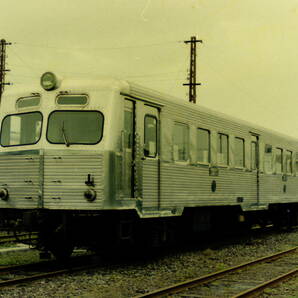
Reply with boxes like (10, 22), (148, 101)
(135, 246), (298, 297)
(0, 253), (99, 288)
(0, 233), (38, 245)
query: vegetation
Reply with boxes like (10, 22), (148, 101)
(0, 248), (39, 266)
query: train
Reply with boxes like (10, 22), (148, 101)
(0, 71), (297, 259)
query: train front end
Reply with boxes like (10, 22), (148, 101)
(0, 73), (129, 257)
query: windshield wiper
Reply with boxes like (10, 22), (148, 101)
(61, 121), (70, 147)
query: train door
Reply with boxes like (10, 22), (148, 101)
(139, 104), (160, 210)
(251, 134), (260, 205)
(123, 100), (135, 198)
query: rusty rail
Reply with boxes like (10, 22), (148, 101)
(0, 233), (37, 244)
(0, 253), (98, 288)
(136, 246), (298, 298)
(233, 268), (298, 297)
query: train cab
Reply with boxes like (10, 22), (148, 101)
(0, 72), (133, 212)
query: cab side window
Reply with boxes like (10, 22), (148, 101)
(124, 110), (133, 149)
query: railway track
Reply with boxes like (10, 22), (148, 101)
(136, 246), (298, 297)
(0, 233), (38, 245)
(0, 254), (99, 288)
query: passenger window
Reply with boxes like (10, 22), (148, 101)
(286, 150), (292, 174)
(197, 128), (210, 163)
(217, 133), (229, 166)
(251, 136), (258, 170)
(144, 115), (157, 157)
(235, 137), (245, 168)
(173, 122), (189, 161)
(275, 148), (283, 174)
(264, 144), (273, 173)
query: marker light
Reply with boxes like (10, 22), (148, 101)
(84, 189), (97, 202)
(40, 72), (58, 91)
(0, 188), (9, 201)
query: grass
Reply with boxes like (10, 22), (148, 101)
(0, 247), (39, 266)
(0, 241), (18, 248)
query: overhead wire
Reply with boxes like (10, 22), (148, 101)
(168, 50), (189, 96)
(132, 77), (185, 83)
(8, 39), (191, 88)
(203, 54), (262, 105)
(14, 40), (183, 51)
(9, 46), (43, 74)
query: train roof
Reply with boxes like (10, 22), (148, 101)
(126, 81), (298, 145)
(2, 76), (298, 145)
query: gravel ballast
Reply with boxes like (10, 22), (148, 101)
(0, 228), (298, 297)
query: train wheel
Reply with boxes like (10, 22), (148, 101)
(46, 231), (74, 260)
(49, 234), (74, 260)
(50, 243), (74, 260)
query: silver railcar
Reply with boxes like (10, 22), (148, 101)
(0, 72), (297, 258)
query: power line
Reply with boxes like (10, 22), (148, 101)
(10, 45), (186, 80)
(125, 70), (185, 79)
(168, 53), (189, 96)
(9, 47), (43, 74)
(132, 77), (185, 83)
(14, 40), (182, 51)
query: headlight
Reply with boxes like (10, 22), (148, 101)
(40, 72), (58, 91)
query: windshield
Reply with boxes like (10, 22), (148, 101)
(1, 112), (42, 147)
(47, 111), (104, 145)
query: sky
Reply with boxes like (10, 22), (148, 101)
(1, 0), (298, 137)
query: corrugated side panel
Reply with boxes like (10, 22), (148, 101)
(159, 163), (257, 208)
(286, 176), (298, 201)
(43, 154), (104, 210)
(260, 174), (298, 204)
(0, 154), (40, 209)
(142, 160), (159, 208)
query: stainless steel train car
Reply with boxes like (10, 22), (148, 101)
(0, 72), (297, 258)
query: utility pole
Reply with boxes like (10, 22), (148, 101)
(0, 39), (11, 103)
(183, 36), (202, 104)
